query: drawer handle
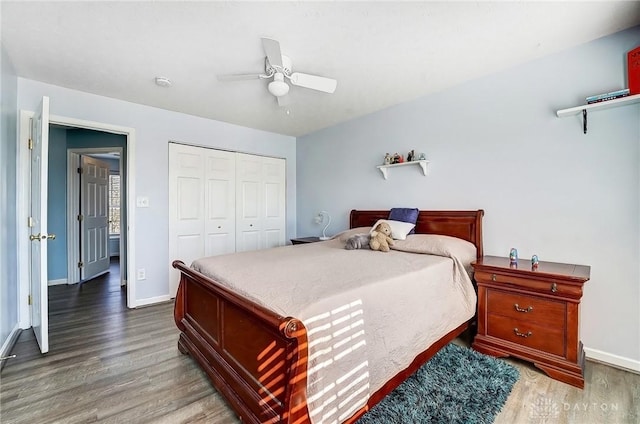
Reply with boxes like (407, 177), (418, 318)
(514, 303), (533, 313)
(513, 328), (532, 338)
(491, 274), (497, 282)
(551, 282), (557, 293)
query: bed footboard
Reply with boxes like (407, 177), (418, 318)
(172, 261), (310, 424)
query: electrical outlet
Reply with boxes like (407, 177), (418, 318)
(137, 268), (146, 280)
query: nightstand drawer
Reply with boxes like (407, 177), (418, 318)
(487, 290), (566, 326)
(475, 271), (581, 299)
(487, 314), (565, 357)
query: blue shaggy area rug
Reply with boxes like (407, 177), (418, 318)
(357, 343), (519, 424)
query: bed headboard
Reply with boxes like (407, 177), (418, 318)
(349, 209), (484, 259)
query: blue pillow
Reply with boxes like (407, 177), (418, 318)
(388, 208), (419, 234)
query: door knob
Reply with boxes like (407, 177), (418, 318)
(30, 233), (56, 241)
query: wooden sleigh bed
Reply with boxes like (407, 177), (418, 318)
(173, 209), (484, 424)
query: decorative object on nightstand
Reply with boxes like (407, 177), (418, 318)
(315, 210), (332, 240)
(471, 255), (590, 389)
(291, 237), (321, 245)
(509, 248), (518, 264)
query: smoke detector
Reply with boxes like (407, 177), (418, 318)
(155, 77), (172, 87)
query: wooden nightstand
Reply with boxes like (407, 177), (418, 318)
(471, 255), (590, 388)
(290, 237), (322, 245)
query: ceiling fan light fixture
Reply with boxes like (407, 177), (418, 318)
(217, 38), (337, 104)
(268, 73), (289, 97)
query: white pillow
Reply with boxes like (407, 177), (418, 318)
(370, 219), (415, 240)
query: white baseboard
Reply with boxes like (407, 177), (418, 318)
(1, 324), (21, 363)
(134, 294), (172, 308)
(48, 278), (68, 286)
(585, 347), (640, 374)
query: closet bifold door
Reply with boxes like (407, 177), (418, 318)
(169, 145), (286, 297)
(236, 153), (262, 252)
(168, 144), (236, 298)
(260, 156), (286, 249)
(235, 153), (286, 252)
(204, 149), (236, 256)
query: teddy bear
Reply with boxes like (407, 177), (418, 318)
(369, 221), (394, 252)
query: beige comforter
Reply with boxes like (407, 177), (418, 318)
(191, 231), (477, 424)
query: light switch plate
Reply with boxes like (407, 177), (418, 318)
(136, 196), (149, 208)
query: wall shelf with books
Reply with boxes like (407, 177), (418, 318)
(556, 93), (640, 134)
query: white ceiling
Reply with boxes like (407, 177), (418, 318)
(2, 1), (639, 137)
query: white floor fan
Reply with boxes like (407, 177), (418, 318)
(217, 38), (337, 106)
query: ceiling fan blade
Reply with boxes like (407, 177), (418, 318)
(217, 73), (265, 82)
(277, 95), (290, 107)
(261, 37), (283, 69)
(289, 72), (337, 94)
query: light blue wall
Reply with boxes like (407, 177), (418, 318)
(17, 80), (296, 302)
(47, 128), (67, 281)
(297, 27), (640, 362)
(46, 129), (127, 281)
(0, 41), (19, 352)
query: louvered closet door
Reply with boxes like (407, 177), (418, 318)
(261, 156), (286, 249)
(169, 143), (206, 298)
(204, 149), (236, 256)
(236, 153), (262, 252)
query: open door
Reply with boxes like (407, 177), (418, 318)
(29, 96), (51, 354)
(79, 155), (110, 281)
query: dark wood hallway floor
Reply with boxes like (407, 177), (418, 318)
(0, 258), (239, 424)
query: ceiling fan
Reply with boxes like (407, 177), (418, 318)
(217, 38), (337, 106)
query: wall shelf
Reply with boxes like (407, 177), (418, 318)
(556, 93), (640, 134)
(376, 160), (429, 180)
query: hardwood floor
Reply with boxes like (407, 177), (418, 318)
(0, 259), (237, 424)
(491, 351), (639, 423)
(1, 260), (638, 423)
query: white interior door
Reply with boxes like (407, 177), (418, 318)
(236, 153), (262, 252)
(204, 149), (236, 257)
(169, 143), (206, 297)
(261, 157), (286, 249)
(29, 96), (50, 354)
(80, 155), (110, 281)
(168, 144), (238, 297)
